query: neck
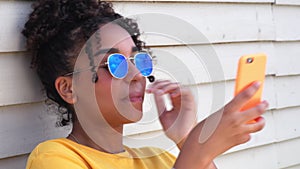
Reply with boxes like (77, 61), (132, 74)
(68, 120), (125, 154)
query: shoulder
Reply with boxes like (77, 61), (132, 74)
(26, 138), (89, 169)
(29, 138), (77, 157)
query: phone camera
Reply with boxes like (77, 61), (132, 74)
(246, 58), (253, 64)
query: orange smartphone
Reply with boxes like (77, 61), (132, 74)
(234, 53), (267, 113)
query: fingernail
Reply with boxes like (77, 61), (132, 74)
(146, 89), (152, 93)
(155, 90), (164, 95)
(171, 92), (179, 98)
(262, 100), (269, 108)
(254, 81), (261, 88)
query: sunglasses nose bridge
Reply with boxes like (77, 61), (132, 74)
(125, 58), (144, 81)
(129, 59), (142, 74)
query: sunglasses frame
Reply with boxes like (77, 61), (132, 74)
(105, 52), (153, 79)
(63, 52), (154, 79)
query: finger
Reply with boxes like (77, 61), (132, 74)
(156, 83), (181, 96)
(146, 80), (176, 114)
(226, 81), (261, 112)
(244, 116), (266, 134)
(152, 91), (167, 116)
(146, 80), (170, 93)
(150, 82), (182, 114)
(148, 80), (176, 90)
(240, 101), (268, 123)
(147, 80), (182, 97)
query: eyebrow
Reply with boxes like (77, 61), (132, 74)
(94, 47), (139, 56)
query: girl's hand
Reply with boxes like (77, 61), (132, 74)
(146, 80), (197, 147)
(174, 82), (268, 169)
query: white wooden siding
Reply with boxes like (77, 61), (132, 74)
(0, 53), (45, 106)
(0, 0), (299, 169)
(114, 2), (276, 45)
(285, 165), (300, 169)
(276, 0), (300, 6)
(109, 0), (274, 3)
(0, 102), (70, 158)
(0, 1), (31, 52)
(274, 5), (300, 41)
(0, 155), (28, 169)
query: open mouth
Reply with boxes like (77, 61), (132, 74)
(128, 91), (144, 103)
(123, 82), (145, 103)
(129, 96), (143, 103)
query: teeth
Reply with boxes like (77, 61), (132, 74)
(130, 97), (142, 102)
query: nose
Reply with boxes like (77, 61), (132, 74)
(124, 60), (144, 83)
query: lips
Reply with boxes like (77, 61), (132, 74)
(129, 92), (144, 103)
(127, 81), (145, 103)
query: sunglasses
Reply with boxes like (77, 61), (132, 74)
(64, 52), (153, 79)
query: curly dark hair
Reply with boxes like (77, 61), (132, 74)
(22, 0), (145, 126)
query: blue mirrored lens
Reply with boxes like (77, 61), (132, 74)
(135, 53), (153, 77)
(108, 54), (128, 79)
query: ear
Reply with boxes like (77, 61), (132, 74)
(55, 76), (77, 104)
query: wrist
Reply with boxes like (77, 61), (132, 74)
(174, 134), (190, 150)
(169, 122), (197, 150)
(173, 122), (215, 169)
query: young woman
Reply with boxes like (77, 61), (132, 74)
(22, 0), (268, 169)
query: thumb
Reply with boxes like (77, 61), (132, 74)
(226, 81), (261, 112)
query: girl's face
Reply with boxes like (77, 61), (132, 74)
(73, 23), (146, 128)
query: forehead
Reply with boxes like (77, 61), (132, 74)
(74, 23), (136, 69)
(98, 23), (135, 49)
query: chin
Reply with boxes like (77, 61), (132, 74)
(126, 105), (143, 123)
(116, 101), (143, 123)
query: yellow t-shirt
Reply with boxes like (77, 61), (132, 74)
(26, 138), (176, 169)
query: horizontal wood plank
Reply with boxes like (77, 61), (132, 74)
(274, 42), (300, 76)
(276, 0), (300, 6)
(215, 143), (278, 169)
(151, 42), (277, 84)
(0, 154), (28, 169)
(0, 102), (70, 158)
(0, 53), (45, 106)
(217, 137), (300, 169)
(227, 107), (300, 154)
(110, 0), (274, 3)
(275, 75), (300, 109)
(194, 75), (276, 117)
(151, 41), (299, 84)
(113, 2), (275, 45)
(274, 5), (300, 41)
(274, 106), (300, 142)
(277, 137), (300, 168)
(0, 1), (32, 52)
(0, 1), (278, 52)
(283, 164), (300, 169)
(2, 2), (300, 52)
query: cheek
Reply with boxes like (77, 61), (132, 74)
(94, 70), (122, 109)
(95, 71), (113, 100)
(141, 78), (146, 89)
